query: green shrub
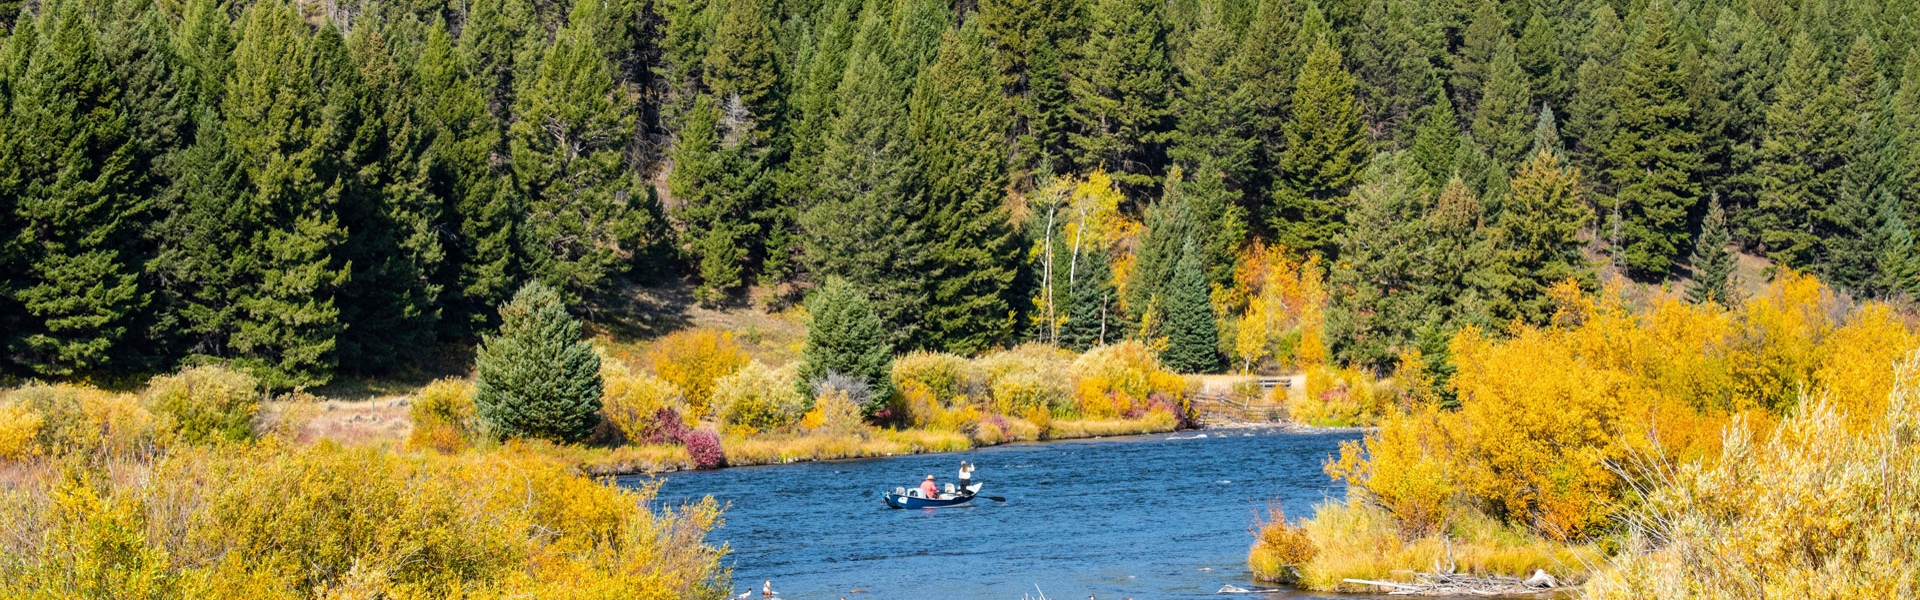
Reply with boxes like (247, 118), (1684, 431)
(474, 282), (603, 443)
(146, 365), (261, 445)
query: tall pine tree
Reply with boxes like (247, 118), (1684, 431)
(1601, 0), (1701, 278)
(1754, 33), (1847, 271)
(910, 18), (1023, 355)
(801, 10), (932, 348)
(1272, 38), (1369, 259)
(0, 0), (146, 376)
(1686, 194), (1736, 304)
(509, 0), (654, 301)
(1068, 0), (1174, 200)
(1160, 239), (1222, 373)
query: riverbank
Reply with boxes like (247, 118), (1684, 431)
(558, 410), (1182, 475)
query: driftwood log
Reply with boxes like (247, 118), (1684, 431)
(1342, 569), (1562, 596)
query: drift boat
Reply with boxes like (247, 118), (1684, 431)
(883, 483), (982, 509)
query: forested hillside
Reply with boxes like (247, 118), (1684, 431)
(3, 0), (1918, 386)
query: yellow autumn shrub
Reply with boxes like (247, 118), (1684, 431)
(891, 351), (971, 403)
(0, 444), (731, 599)
(645, 329), (748, 418)
(1069, 341), (1187, 419)
(146, 365), (261, 445)
(407, 378), (481, 453)
(1588, 354), (1920, 600)
(713, 361), (805, 434)
(601, 362), (687, 440)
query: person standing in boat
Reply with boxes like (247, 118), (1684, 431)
(957, 461), (974, 493)
(918, 475), (940, 498)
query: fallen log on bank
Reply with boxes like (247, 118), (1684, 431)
(1342, 569), (1562, 596)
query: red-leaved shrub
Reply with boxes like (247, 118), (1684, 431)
(682, 427), (726, 469)
(639, 407), (691, 446)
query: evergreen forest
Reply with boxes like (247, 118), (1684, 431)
(5, 0), (1920, 387)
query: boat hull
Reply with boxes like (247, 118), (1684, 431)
(883, 492), (975, 509)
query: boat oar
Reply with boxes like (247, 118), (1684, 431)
(980, 495), (1007, 502)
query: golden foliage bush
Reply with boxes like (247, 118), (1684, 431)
(977, 344), (1073, 416)
(1293, 365), (1390, 427)
(1247, 506), (1315, 584)
(146, 365), (261, 445)
(601, 361), (688, 443)
(644, 329), (748, 418)
(713, 361), (805, 434)
(1587, 356), (1920, 600)
(891, 351), (971, 402)
(1068, 341), (1189, 419)
(407, 378), (482, 453)
(0, 384), (154, 458)
(0, 444), (731, 599)
(1319, 273), (1920, 551)
(800, 388), (867, 437)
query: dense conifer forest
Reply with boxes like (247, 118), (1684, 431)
(3, 0), (1919, 386)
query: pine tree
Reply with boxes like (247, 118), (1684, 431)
(1068, 0), (1173, 199)
(1127, 168), (1197, 327)
(911, 18), (1023, 355)
(1231, 0), (1300, 160)
(1496, 147), (1591, 323)
(1327, 152), (1430, 370)
(980, 0), (1083, 179)
(1349, 0), (1441, 144)
(1169, 1), (1255, 192)
(1450, 0), (1506, 120)
(1686, 194), (1736, 304)
(1472, 38), (1535, 167)
(1409, 91), (1462, 193)
(1896, 51), (1920, 227)
(1563, 4), (1623, 187)
(1602, 0), (1701, 278)
(1184, 163), (1248, 288)
(1059, 236), (1116, 352)
(509, 0), (653, 301)
(796, 277), (893, 414)
(1876, 193), (1920, 298)
(1160, 239), (1222, 373)
(1822, 35), (1893, 292)
(473, 281), (603, 443)
(1702, 8), (1781, 236)
(0, 0), (146, 376)
(173, 0), (233, 109)
(802, 19), (931, 348)
(1517, 9), (1569, 108)
(1272, 38), (1369, 259)
(1754, 33), (1847, 271)
(669, 94), (755, 304)
(222, 0), (349, 388)
(1426, 177), (1499, 334)
(331, 26), (444, 374)
(416, 20), (517, 337)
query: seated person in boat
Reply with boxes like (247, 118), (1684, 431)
(918, 475), (940, 498)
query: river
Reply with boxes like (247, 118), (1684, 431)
(630, 428), (1373, 599)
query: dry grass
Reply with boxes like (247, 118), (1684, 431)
(1253, 499), (1601, 592)
(1046, 410), (1178, 438)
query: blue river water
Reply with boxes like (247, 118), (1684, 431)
(626, 428), (1387, 600)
